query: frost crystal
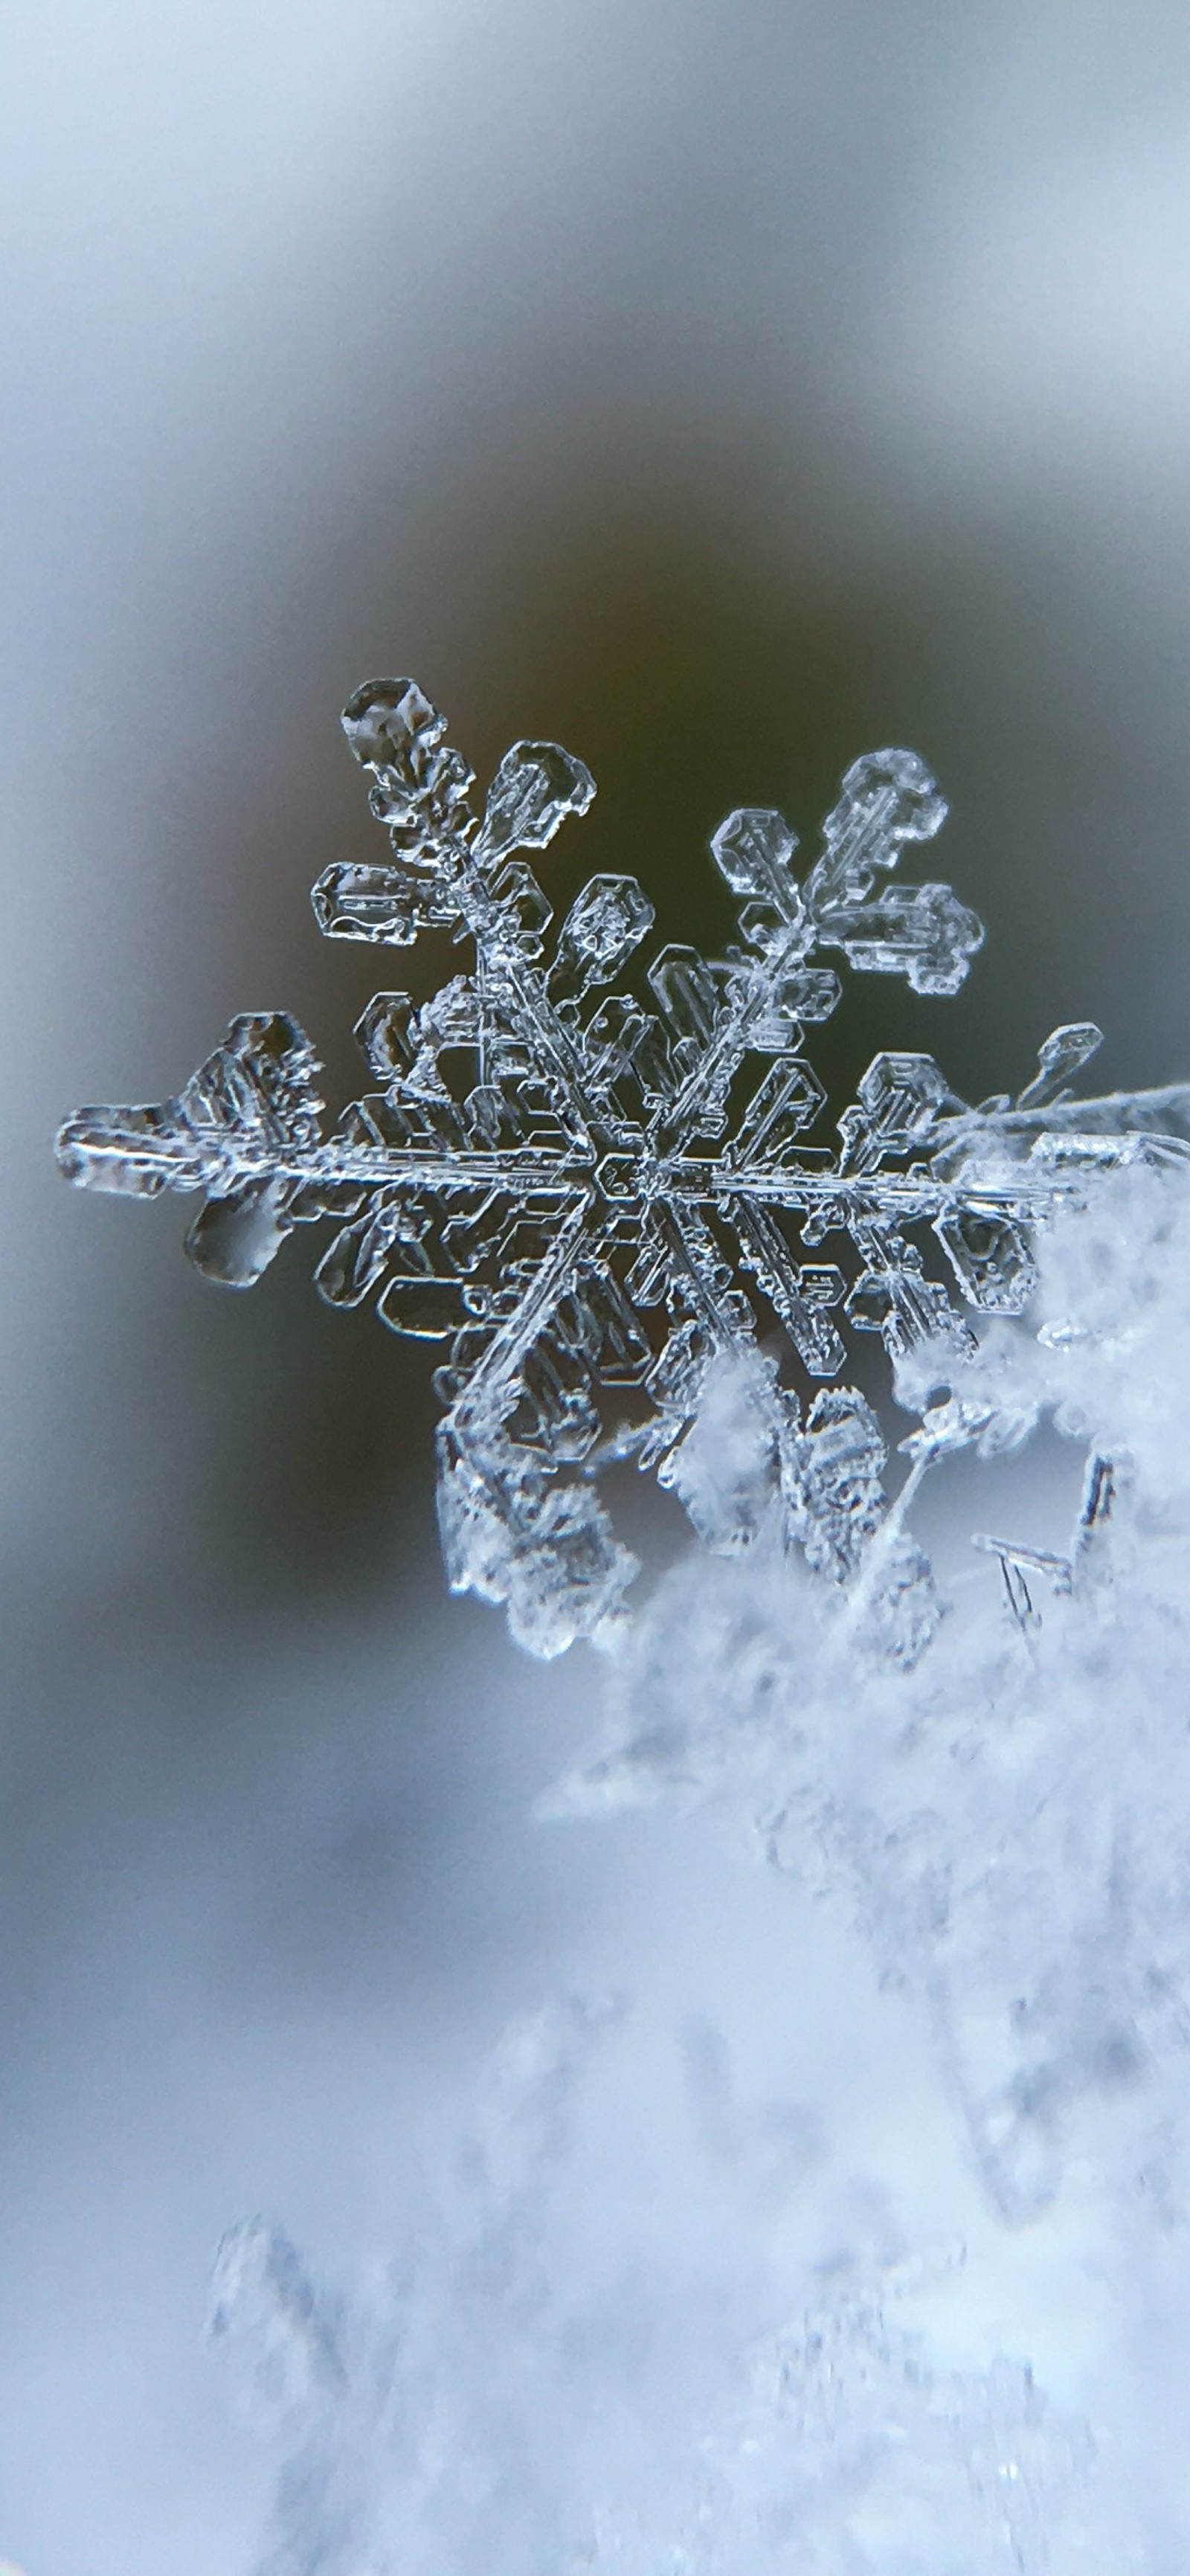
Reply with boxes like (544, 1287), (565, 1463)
(55, 678), (1190, 1654)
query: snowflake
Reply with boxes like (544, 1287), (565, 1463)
(54, 678), (1190, 1654)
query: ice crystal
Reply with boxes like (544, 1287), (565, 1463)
(54, 678), (1190, 1654)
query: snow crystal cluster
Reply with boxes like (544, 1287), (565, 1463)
(207, 1163), (1190, 2572)
(562, 1166), (1190, 2218)
(55, 677), (1190, 1657)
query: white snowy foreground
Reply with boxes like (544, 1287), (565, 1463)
(211, 1167), (1190, 2570)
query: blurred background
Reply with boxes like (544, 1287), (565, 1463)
(4, 2), (1190, 2565)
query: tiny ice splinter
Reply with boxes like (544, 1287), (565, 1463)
(56, 680), (1190, 1654)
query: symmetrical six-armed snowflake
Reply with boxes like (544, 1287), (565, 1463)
(56, 681), (1190, 1653)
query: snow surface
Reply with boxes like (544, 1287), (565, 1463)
(210, 1168), (1190, 2568)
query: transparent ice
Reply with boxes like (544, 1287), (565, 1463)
(54, 677), (1190, 1656)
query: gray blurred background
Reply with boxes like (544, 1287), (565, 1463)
(4, 3), (1190, 2566)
